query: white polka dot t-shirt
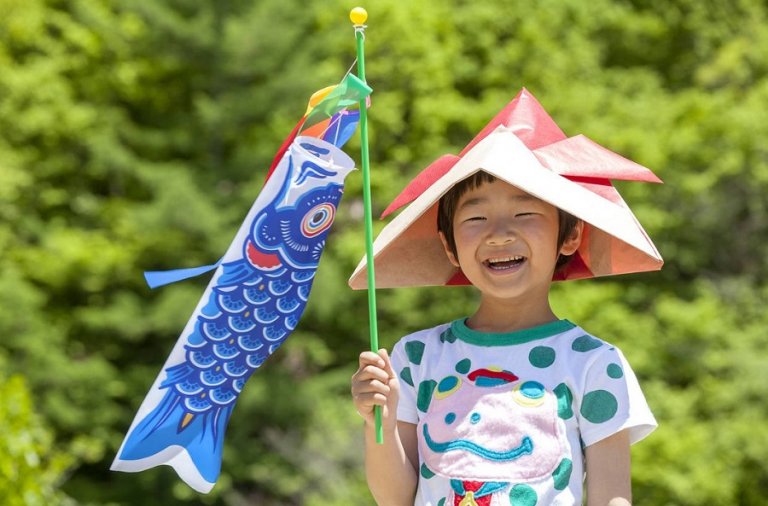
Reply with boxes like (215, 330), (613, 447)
(391, 319), (656, 506)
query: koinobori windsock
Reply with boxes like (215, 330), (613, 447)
(112, 75), (372, 493)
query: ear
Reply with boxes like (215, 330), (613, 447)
(559, 220), (584, 256)
(438, 231), (461, 268)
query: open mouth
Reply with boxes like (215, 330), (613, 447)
(484, 256), (526, 271)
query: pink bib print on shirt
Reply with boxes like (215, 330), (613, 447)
(418, 368), (569, 505)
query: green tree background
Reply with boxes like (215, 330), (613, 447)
(1, 0), (767, 504)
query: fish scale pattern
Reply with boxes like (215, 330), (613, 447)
(161, 261), (314, 420)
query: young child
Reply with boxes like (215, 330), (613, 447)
(350, 89), (663, 506)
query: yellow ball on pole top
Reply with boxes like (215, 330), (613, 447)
(349, 7), (368, 26)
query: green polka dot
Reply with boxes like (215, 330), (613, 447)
(581, 390), (618, 423)
(529, 346), (556, 368)
(509, 484), (537, 505)
(455, 358), (471, 374)
(552, 458), (573, 490)
(399, 367), (414, 387)
(440, 328), (457, 343)
(554, 383), (574, 419)
(420, 463), (435, 479)
(607, 363), (624, 379)
(571, 334), (603, 352)
(437, 499), (446, 506)
(405, 341), (425, 365)
(417, 380), (437, 413)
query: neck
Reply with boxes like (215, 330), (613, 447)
(467, 294), (558, 334)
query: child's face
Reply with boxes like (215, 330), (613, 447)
(440, 179), (581, 302)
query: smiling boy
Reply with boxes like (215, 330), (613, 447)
(438, 172), (582, 331)
(350, 89), (663, 506)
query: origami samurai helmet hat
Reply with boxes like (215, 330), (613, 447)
(348, 89), (663, 289)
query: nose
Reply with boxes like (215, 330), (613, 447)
(485, 218), (516, 245)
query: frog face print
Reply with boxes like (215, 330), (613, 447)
(418, 367), (568, 483)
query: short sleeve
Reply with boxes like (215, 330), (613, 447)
(577, 345), (657, 447)
(390, 340), (420, 424)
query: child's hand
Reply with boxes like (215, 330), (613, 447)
(351, 349), (400, 430)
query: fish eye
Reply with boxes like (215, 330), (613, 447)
(301, 203), (336, 237)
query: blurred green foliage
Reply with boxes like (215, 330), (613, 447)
(0, 375), (73, 506)
(1, 0), (767, 504)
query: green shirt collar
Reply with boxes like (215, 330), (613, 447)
(450, 318), (575, 347)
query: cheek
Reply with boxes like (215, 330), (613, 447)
(453, 224), (483, 249)
(446, 230), (476, 266)
(521, 221), (559, 249)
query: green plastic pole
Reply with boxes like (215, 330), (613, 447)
(351, 7), (383, 444)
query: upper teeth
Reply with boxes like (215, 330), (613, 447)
(488, 256), (523, 263)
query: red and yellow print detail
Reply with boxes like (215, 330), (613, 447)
(467, 368), (519, 386)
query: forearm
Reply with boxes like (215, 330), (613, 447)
(585, 430), (632, 506)
(364, 424), (417, 506)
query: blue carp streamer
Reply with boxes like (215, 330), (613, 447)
(112, 137), (356, 492)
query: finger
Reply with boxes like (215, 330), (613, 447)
(352, 363), (391, 383)
(351, 377), (393, 414)
(351, 373), (392, 395)
(358, 351), (385, 369)
(354, 391), (390, 409)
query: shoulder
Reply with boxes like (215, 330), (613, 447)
(562, 326), (657, 445)
(553, 323), (624, 361)
(544, 323), (640, 385)
(392, 321), (454, 356)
